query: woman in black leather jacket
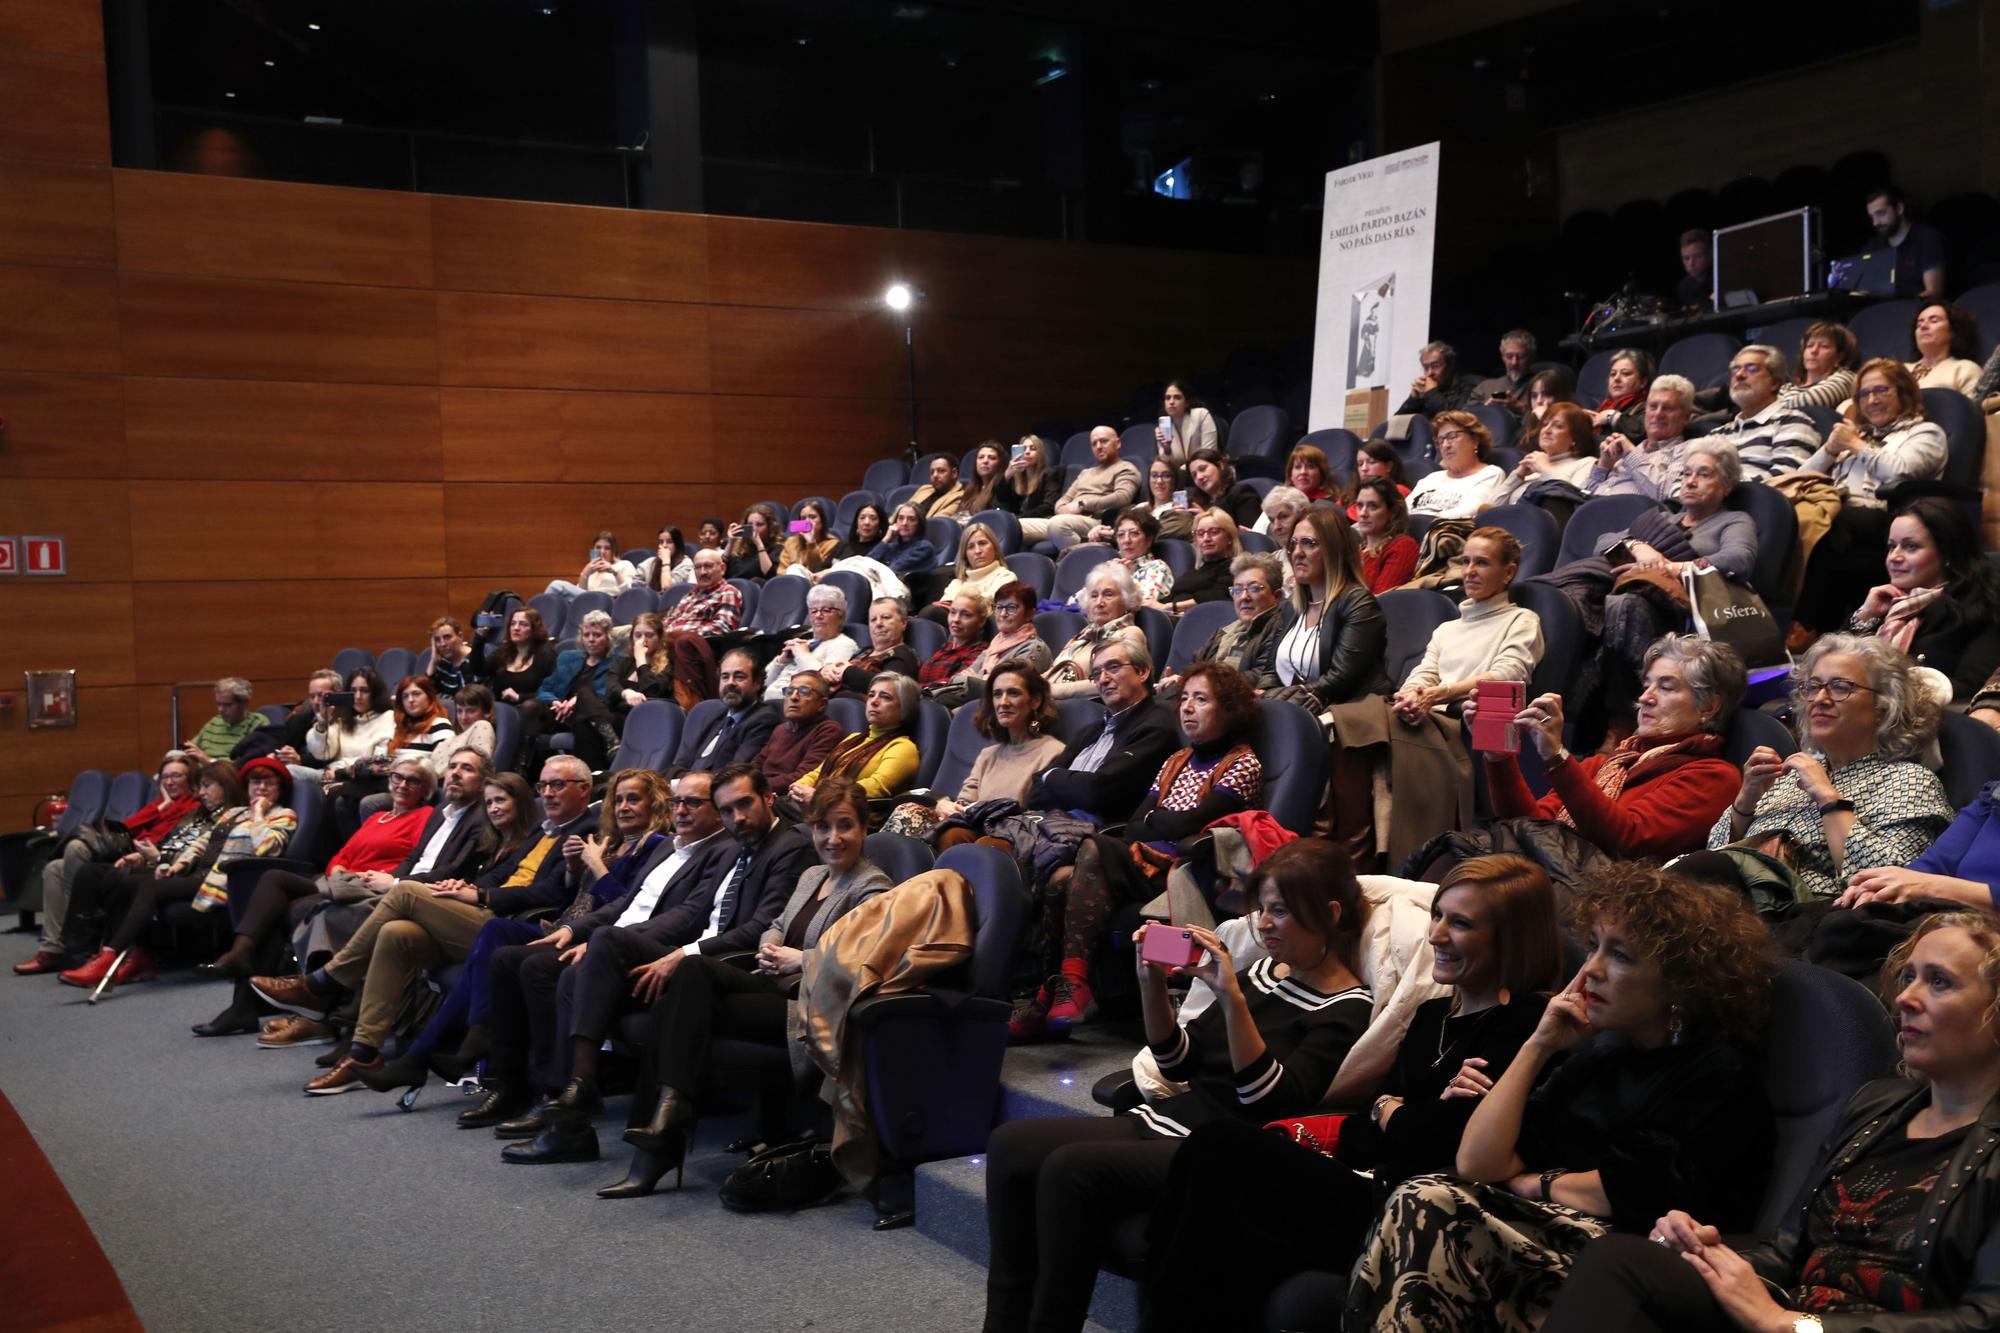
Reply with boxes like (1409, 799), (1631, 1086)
(1255, 505), (1389, 709)
(1546, 909), (2000, 1333)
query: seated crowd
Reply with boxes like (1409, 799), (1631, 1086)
(15, 287), (2000, 1333)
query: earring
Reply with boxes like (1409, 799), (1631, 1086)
(1668, 1005), (1684, 1047)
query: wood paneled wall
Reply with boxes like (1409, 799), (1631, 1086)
(0, 0), (1314, 816)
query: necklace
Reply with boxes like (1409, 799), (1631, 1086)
(1433, 1001), (1498, 1068)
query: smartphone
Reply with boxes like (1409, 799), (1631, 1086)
(1158, 414), (1173, 439)
(1141, 925), (1204, 970)
(1172, 489), (1188, 509)
(788, 519), (815, 535)
(1011, 443), (1027, 462)
(1469, 681), (1526, 754)
(323, 691), (357, 713)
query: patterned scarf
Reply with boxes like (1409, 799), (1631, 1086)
(1857, 413), (1920, 444)
(1876, 584), (1945, 655)
(1555, 730), (1721, 829)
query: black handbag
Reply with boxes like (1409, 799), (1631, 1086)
(717, 1137), (843, 1213)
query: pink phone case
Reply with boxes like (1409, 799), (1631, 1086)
(1470, 681), (1525, 753)
(1142, 926), (1203, 969)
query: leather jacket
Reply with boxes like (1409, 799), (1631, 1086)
(1255, 584), (1389, 706)
(1740, 1078), (2000, 1332)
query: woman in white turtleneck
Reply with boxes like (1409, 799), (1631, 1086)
(1390, 526), (1543, 724)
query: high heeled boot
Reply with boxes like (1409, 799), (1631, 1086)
(622, 1086), (695, 1154)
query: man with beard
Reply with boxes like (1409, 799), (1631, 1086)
(1705, 345), (1823, 484)
(1866, 185), (1946, 298)
(676, 649), (780, 771)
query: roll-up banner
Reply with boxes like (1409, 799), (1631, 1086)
(1308, 142), (1442, 434)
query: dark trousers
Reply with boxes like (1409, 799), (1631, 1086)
(629, 954), (788, 1127)
(238, 869), (321, 943)
(486, 944), (572, 1093)
(65, 863), (203, 953)
(1541, 1233), (1744, 1333)
(566, 925), (676, 1046)
(984, 1115), (1178, 1333)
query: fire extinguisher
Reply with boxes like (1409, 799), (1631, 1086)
(34, 792), (68, 828)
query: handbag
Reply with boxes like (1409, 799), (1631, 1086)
(1264, 1113), (1348, 1160)
(1682, 566), (1785, 667)
(66, 821), (134, 861)
(717, 1137), (844, 1213)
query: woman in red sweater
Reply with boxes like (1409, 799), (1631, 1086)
(1470, 634), (1745, 858)
(1354, 478), (1420, 594)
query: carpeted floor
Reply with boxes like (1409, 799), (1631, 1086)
(0, 932), (1084, 1333)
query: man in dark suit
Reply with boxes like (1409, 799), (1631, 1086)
(679, 648), (782, 772)
(1028, 639), (1180, 824)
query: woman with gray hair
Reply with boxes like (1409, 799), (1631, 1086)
(1472, 633), (1747, 857)
(1157, 552), (1287, 694)
(763, 583), (856, 702)
(1708, 633), (1953, 899)
(1047, 563), (1148, 699)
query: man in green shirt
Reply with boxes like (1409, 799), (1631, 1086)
(185, 676), (260, 761)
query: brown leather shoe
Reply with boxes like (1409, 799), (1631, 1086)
(304, 1054), (383, 1095)
(257, 1015), (337, 1049)
(12, 951), (65, 976)
(251, 973), (334, 1018)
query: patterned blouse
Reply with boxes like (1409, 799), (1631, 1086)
(1706, 752), (1953, 898)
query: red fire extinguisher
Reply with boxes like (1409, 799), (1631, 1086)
(34, 793), (68, 828)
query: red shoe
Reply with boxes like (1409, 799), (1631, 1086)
(13, 950), (65, 976)
(108, 947), (157, 987)
(1006, 982), (1053, 1044)
(58, 948), (117, 989)
(1043, 974), (1097, 1035)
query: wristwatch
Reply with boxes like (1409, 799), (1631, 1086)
(1818, 798), (1856, 816)
(1790, 1316), (1824, 1333)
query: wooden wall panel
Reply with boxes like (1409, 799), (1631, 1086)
(0, 373), (126, 477)
(706, 215), (898, 311)
(708, 306), (904, 398)
(0, 582), (137, 683)
(0, 0), (103, 58)
(0, 687), (143, 821)
(436, 292), (709, 393)
(119, 273), (438, 384)
(131, 580), (449, 683)
(123, 379), (442, 481)
(0, 263), (120, 373)
(127, 482), (447, 581)
(114, 171), (435, 289)
(433, 196), (708, 303)
(708, 395), (904, 487)
(0, 49), (109, 164)
(0, 479), (132, 581)
(438, 388), (713, 483)
(442, 483), (721, 579)
(0, 159), (114, 268)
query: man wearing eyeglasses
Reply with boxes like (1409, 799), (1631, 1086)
(1706, 345), (1823, 484)
(751, 670), (844, 789)
(463, 768), (747, 1158)
(678, 649), (780, 773)
(254, 754), (596, 1095)
(1025, 640), (1179, 825)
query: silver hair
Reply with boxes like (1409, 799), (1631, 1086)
(1649, 373), (1697, 413)
(542, 753), (593, 784)
(1794, 633), (1941, 762)
(865, 669), (922, 726)
(805, 583), (849, 616)
(309, 668), (343, 689)
(1740, 344), (1791, 384)
(1262, 484), (1309, 518)
(1685, 437), (1742, 491)
(216, 676), (252, 701)
(1084, 561), (1140, 611)
(1499, 328), (1536, 355)
(1231, 551), (1284, 591)
(389, 755), (438, 799)
(1090, 631), (1152, 678)
(1642, 634), (1745, 734)
(577, 610), (614, 632)
(1419, 340), (1457, 374)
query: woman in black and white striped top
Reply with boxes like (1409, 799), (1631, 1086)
(983, 839), (1372, 1333)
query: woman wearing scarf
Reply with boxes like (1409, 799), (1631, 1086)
(1843, 496), (2000, 701)
(786, 671), (922, 809)
(1588, 348), (1652, 441)
(1046, 563), (1149, 700)
(1471, 634), (1746, 859)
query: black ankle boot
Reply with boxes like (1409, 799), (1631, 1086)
(623, 1087), (695, 1154)
(458, 1083), (532, 1130)
(596, 1142), (686, 1198)
(548, 1075), (603, 1122)
(430, 1025), (491, 1082)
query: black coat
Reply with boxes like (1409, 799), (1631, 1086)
(389, 803), (495, 883)
(1029, 695), (1181, 823)
(567, 830), (740, 944)
(1904, 595), (2000, 702)
(636, 821), (816, 954)
(1254, 584), (1389, 706)
(995, 470), (1067, 520)
(683, 701), (781, 772)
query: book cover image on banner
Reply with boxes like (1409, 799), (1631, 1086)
(1309, 143), (1441, 432)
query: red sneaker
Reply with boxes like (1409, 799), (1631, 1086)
(1043, 974), (1097, 1035)
(1006, 982), (1053, 1044)
(58, 948), (117, 989)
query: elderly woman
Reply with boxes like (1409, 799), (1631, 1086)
(886, 662), (1066, 837)
(17, 750), (209, 975)
(1186, 447), (1263, 528)
(1908, 301), (1982, 397)
(1012, 662), (1265, 1042)
(920, 520), (1013, 624)
(1842, 497), (2000, 701)
(868, 502), (936, 577)
(1475, 634), (1746, 858)
(1141, 456), (1197, 540)
(57, 759), (297, 992)
(543, 530), (636, 601)
(1047, 563), (1151, 700)
(787, 672), (922, 807)
(1547, 910), (2000, 1333)
(1792, 358), (1950, 637)
(1155, 508), (1244, 613)
(485, 607), (558, 704)
(1709, 634), (1953, 899)
(1158, 552), (1287, 694)
(996, 435), (1066, 521)
(1154, 378), (1219, 467)
(968, 580), (1053, 683)
(832, 595), (920, 694)
(1591, 347), (1654, 440)
(1263, 506), (1389, 710)
(1406, 411), (1506, 518)
(1488, 400), (1597, 505)
(775, 500), (841, 576)
(918, 589), (992, 704)
(1391, 527), (1542, 724)
(637, 526), (693, 591)
(1778, 320), (1860, 411)
(1287, 443), (1341, 503)
(1353, 478), (1420, 594)
(763, 584), (856, 703)
(987, 841), (1371, 1330)
(725, 502), (785, 581)
(1348, 864), (1775, 1333)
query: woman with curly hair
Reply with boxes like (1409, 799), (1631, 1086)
(1346, 863), (1777, 1333)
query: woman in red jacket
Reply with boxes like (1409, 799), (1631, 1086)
(1469, 634), (1745, 858)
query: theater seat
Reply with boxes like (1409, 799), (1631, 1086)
(1660, 331), (1742, 393)
(1848, 298), (1919, 363)
(911, 698), (952, 789)
(925, 703), (988, 801)
(0, 769), (110, 914)
(374, 646), (417, 686)
(1005, 552), (1055, 601)
(1165, 602), (1237, 674)
(1296, 427), (1361, 477)
(1509, 580), (1584, 700)
(1920, 387), (1985, 491)
(863, 459), (908, 495)
(1377, 588), (1458, 686)
(1478, 504), (1561, 581)
(491, 701), (523, 776)
(1557, 494), (1657, 567)
(331, 646), (376, 679)
(971, 509), (1023, 555)
(1053, 546), (1114, 601)
(1937, 710), (2000, 811)
(1255, 698), (1330, 836)
(104, 771), (153, 824)
(608, 701), (683, 774)
(863, 832), (934, 886)
(671, 699), (726, 769)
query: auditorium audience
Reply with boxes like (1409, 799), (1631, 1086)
(1047, 564), (1150, 700)
(1398, 341), (1482, 416)
(1546, 910), (2000, 1333)
(1474, 635), (1745, 858)
(1139, 456), (1195, 540)
(834, 597), (920, 694)
(1708, 634), (1954, 899)
(1156, 552), (1286, 694)
(885, 663), (1065, 834)
(1286, 443), (1339, 504)
(1186, 447), (1263, 529)
(868, 504), (936, 577)
(966, 580), (1053, 684)
(775, 500), (841, 576)
(1391, 527), (1542, 724)
(1084, 508), (1173, 608)
(960, 441), (1007, 515)
(1708, 345), (1823, 483)
(681, 650), (778, 772)
(845, 502), (888, 552)
(543, 531), (635, 601)
(183, 677), (260, 762)
(1778, 321), (1860, 412)
(1155, 508), (1243, 613)
(1473, 329), (1537, 403)
(995, 436), (1065, 521)
(660, 548), (744, 642)
(1839, 497), (2000, 701)
(1353, 479), (1419, 594)
(762, 585), (855, 703)
(1154, 379), (1217, 467)
(1347, 864), (1776, 1333)
(569, 612), (675, 754)
(426, 617), (478, 700)
(486, 608), (559, 704)
(1405, 412), (1504, 518)
(1019, 426), (1142, 548)
(1584, 375), (1695, 500)
(986, 840), (1371, 1330)
(918, 591), (991, 699)
(1590, 348), (1653, 441)
(921, 521), (1013, 623)
(1909, 302), (1980, 396)
(751, 669), (843, 791)
(1489, 400), (1596, 505)
(786, 671), (922, 806)
(517, 609), (616, 775)
(726, 503), (785, 581)
(308, 667), (395, 786)
(908, 453), (968, 520)
(1264, 506), (1390, 709)
(637, 526), (694, 590)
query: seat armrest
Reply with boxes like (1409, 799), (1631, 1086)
(848, 990), (1009, 1028)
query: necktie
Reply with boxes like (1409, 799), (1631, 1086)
(703, 711), (737, 758)
(713, 850), (752, 927)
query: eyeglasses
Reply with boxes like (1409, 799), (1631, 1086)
(780, 685), (824, 698)
(1228, 583), (1271, 597)
(1287, 537), (1320, 553)
(387, 772), (427, 787)
(1434, 429), (1468, 445)
(1419, 360), (1446, 374)
(535, 778), (587, 792)
(1727, 361), (1768, 377)
(1087, 661), (1135, 680)
(669, 795), (713, 809)
(807, 605), (842, 615)
(1854, 385), (1895, 400)
(1797, 677), (1876, 702)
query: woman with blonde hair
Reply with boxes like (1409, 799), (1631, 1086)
(920, 521), (1014, 624)
(996, 434), (1066, 520)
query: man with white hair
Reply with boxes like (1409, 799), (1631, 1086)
(1706, 345), (1823, 483)
(1584, 374), (1697, 501)
(1472, 329), (1537, 403)
(185, 676), (260, 761)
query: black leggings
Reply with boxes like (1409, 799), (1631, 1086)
(1541, 1233), (1750, 1333)
(65, 862), (204, 952)
(630, 955), (789, 1130)
(984, 1115), (1177, 1333)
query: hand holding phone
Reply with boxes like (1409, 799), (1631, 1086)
(1140, 924), (1205, 971)
(1469, 681), (1525, 754)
